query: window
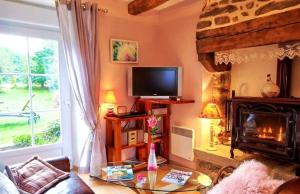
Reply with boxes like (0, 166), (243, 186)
(0, 33), (61, 151)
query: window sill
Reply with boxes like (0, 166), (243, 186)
(0, 142), (63, 157)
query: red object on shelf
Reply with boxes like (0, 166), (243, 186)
(106, 108), (115, 117)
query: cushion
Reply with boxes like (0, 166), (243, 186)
(5, 165), (17, 184)
(8, 156), (69, 194)
(208, 160), (284, 194)
(0, 171), (20, 194)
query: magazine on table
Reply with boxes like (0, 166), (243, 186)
(162, 169), (192, 186)
(107, 165), (134, 181)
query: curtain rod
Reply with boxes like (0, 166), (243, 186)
(56, 0), (108, 14)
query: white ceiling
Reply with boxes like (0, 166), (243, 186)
(154, 0), (185, 11)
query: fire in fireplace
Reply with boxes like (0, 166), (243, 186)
(257, 127), (284, 142)
(229, 97), (300, 162)
(242, 112), (286, 143)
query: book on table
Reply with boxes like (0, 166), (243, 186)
(107, 165), (134, 181)
(156, 155), (167, 165)
(162, 169), (192, 186)
(123, 159), (146, 166)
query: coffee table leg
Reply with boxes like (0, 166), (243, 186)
(130, 188), (148, 194)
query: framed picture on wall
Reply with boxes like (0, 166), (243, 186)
(111, 39), (139, 64)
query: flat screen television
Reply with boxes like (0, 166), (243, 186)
(128, 67), (182, 98)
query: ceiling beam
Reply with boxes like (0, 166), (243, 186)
(128, 0), (169, 15)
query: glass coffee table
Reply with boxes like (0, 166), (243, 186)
(95, 162), (213, 193)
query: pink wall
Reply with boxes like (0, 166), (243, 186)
(98, 0), (161, 108)
(94, 0), (210, 166)
(98, 0), (208, 148)
(156, 0), (207, 148)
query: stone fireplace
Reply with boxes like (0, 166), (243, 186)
(230, 97), (300, 162)
(193, 0), (300, 180)
(194, 0), (300, 161)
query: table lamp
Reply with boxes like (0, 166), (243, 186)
(200, 102), (222, 151)
(104, 90), (116, 117)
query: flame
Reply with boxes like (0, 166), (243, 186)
(263, 128), (267, 133)
(256, 126), (284, 142)
(268, 127), (272, 134)
(278, 127), (283, 142)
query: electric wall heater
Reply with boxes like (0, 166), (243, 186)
(171, 126), (194, 161)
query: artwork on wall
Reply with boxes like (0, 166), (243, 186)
(111, 39), (138, 63)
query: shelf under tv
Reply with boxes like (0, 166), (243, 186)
(105, 98), (195, 165)
(137, 98), (195, 105)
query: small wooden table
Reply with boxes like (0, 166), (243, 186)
(95, 162), (212, 194)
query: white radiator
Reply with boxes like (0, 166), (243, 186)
(171, 126), (194, 161)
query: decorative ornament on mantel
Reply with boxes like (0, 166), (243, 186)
(215, 42), (300, 65)
(261, 74), (280, 98)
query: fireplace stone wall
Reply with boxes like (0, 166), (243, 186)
(197, 0), (300, 31)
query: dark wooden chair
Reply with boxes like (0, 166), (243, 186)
(213, 165), (300, 194)
(273, 177), (300, 194)
(213, 165), (236, 185)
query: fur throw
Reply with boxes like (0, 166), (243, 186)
(208, 160), (284, 194)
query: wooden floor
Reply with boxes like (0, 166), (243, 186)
(79, 174), (202, 194)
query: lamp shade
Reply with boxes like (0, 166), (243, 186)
(200, 103), (222, 119)
(104, 90), (116, 104)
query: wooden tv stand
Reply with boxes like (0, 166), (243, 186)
(104, 98), (194, 168)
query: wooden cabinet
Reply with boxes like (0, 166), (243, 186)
(104, 99), (194, 167)
(105, 115), (148, 162)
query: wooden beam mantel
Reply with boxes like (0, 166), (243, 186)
(198, 53), (231, 72)
(196, 8), (300, 53)
(128, 0), (168, 15)
(196, 8), (300, 72)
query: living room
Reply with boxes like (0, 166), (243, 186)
(0, 0), (300, 193)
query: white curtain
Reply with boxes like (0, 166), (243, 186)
(56, 0), (106, 176)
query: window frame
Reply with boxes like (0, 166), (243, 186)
(0, 21), (72, 162)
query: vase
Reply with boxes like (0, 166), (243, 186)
(148, 170), (157, 190)
(261, 74), (280, 98)
(147, 143), (158, 171)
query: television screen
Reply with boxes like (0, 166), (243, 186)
(129, 67), (182, 97)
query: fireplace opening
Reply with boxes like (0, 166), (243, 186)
(242, 112), (287, 143)
(230, 97), (300, 162)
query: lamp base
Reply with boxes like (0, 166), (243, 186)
(106, 108), (115, 117)
(205, 146), (217, 151)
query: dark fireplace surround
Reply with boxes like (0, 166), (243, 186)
(229, 57), (300, 162)
(230, 97), (300, 162)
